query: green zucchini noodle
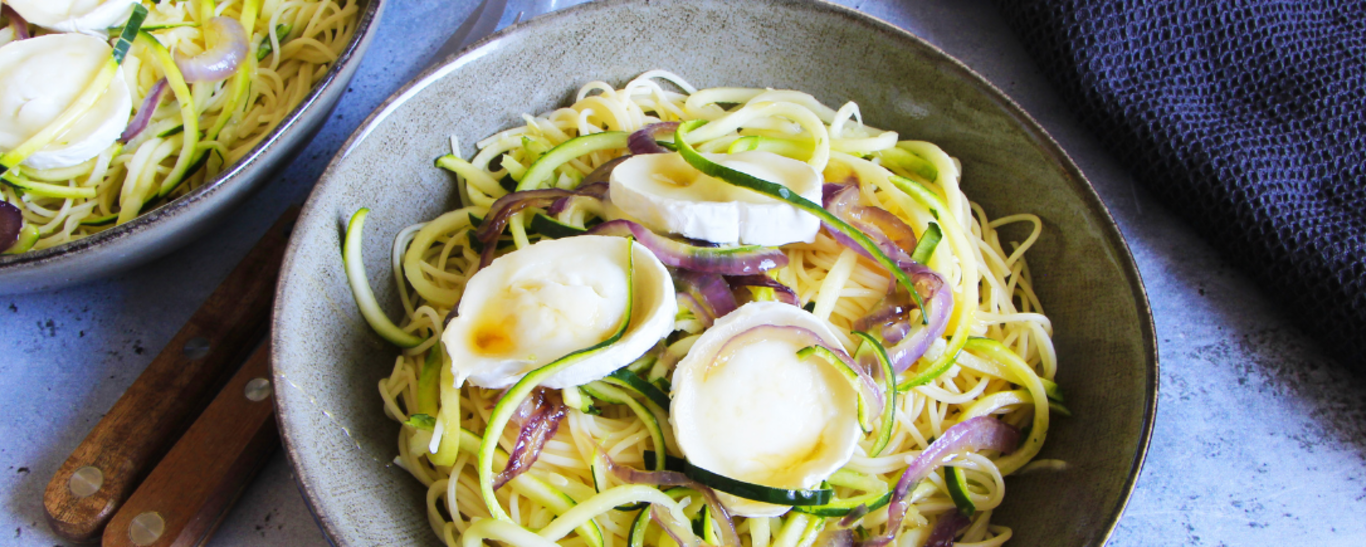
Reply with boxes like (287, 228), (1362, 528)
(0, 0), (357, 252)
(375, 71), (1058, 546)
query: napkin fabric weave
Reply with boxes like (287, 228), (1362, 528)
(996, 0), (1366, 368)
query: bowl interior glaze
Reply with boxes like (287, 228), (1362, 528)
(0, 0), (384, 294)
(273, 1), (1157, 545)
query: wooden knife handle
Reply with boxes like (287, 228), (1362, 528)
(104, 342), (278, 547)
(43, 209), (297, 543)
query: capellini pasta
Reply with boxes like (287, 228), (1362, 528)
(356, 71), (1060, 546)
(0, 0), (357, 253)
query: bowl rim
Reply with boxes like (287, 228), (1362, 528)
(273, 0), (1160, 544)
(0, 0), (386, 273)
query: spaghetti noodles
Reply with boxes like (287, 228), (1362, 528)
(369, 71), (1061, 546)
(0, 0), (358, 253)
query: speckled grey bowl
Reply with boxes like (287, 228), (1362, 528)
(273, 0), (1158, 545)
(0, 0), (384, 294)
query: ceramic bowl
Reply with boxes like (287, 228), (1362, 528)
(0, 0), (385, 294)
(273, 0), (1159, 545)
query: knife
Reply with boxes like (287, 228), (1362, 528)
(103, 342), (277, 547)
(42, 210), (296, 543)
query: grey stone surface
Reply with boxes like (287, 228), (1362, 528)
(2, 1), (1364, 546)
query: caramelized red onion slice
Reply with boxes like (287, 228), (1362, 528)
(547, 180), (609, 216)
(837, 505), (870, 529)
(3, 5), (30, 40)
(573, 180), (610, 199)
(869, 265), (953, 373)
(924, 511), (972, 547)
(602, 450), (738, 546)
(823, 182), (953, 372)
(674, 270), (737, 327)
(0, 201), (23, 251)
(880, 322), (911, 345)
(879, 263), (956, 371)
(853, 291), (910, 343)
(827, 184), (917, 256)
(866, 417), (1020, 546)
(821, 182), (848, 202)
(821, 182), (854, 208)
(119, 78), (168, 143)
(474, 188), (581, 267)
(583, 156), (631, 186)
(857, 206), (919, 256)
(820, 185), (882, 261)
(174, 17), (248, 82)
(823, 184), (918, 263)
(726, 274), (799, 306)
(546, 195), (598, 218)
(492, 388), (567, 490)
(476, 184), (611, 261)
(628, 122), (680, 155)
(587, 219), (787, 275)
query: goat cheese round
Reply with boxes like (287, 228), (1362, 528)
(610, 151), (822, 246)
(6, 0), (139, 35)
(441, 235), (677, 389)
(0, 33), (131, 169)
(670, 301), (862, 517)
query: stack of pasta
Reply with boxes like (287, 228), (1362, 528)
(350, 71), (1065, 547)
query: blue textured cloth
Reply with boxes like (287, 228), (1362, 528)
(997, 0), (1366, 368)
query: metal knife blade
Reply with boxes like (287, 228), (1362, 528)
(429, 0), (509, 68)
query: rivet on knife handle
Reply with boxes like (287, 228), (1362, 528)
(104, 343), (279, 547)
(42, 209), (298, 543)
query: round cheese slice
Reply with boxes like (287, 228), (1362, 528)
(0, 33), (131, 170)
(670, 301), (862, 517)
(441, 235), (677, 389)
(609, 151), (822, 246)
(6, 0), (139, 35)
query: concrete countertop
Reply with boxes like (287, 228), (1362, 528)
(4, 1), (1364, 545)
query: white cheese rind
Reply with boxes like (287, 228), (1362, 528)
(0, 33), (131, 169)
(670, 301), (861, 517)
(441, 236), (677, 390)
(7, 0), (139, 35)
(609, 151), (822, 246)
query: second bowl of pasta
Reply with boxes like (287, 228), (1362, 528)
(0, 0), (383, 292)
